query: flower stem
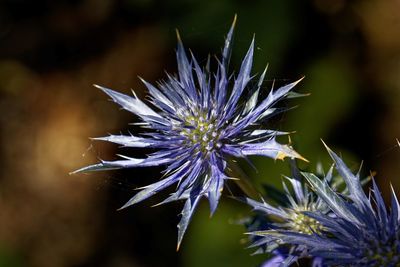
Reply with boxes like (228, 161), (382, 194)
(227, 159), (259, 199)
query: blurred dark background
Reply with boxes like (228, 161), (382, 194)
(1, 0), (400, 266)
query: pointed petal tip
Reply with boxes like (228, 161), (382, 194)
(262, 63), (269, 73)
(232, 14), (237, 27)
(94, 84), (116, 96)
(116, 207), (124, 211)
(117, 202), (130, 211)
(175, 29), (182, 43)
(320, 140), (336, 159)
(225, 15), (237, 37)
(295, 76), (305, 84)
(298, 154), (309, 163)
(69, 166), (87, 175)
(320, 139), (330, 150)
(150, 202), (163, 208)
(249, 36), (255, 47)
(93, 84), (107, 91)
(289, 146), (309, 162)
(69, 162), (107, 174)
(274, 149), (308, 163)
(209, 207), (217, 218)
(390, 183), (395, 191)
(176, 226), (184, 252)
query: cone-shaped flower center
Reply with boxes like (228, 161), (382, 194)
(290, 210), (322, 235)
(179, 110), (222, 155)
(365, 237), (400, 266)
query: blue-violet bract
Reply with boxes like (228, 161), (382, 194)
(257, 144), (400, 266)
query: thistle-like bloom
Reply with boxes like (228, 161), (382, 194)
(243, 163), (334, 266)
(258, 144), (400, 266)
(73, 16), (304, 248)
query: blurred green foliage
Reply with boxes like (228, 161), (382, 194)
(182, 201), (265, 267)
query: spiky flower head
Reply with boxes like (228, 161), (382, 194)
(242, 163), (335, 266)
(259, 144), (400, 266)
(72, 16), (304, 248)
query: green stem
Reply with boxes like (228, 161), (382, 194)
(227, 159), (259, 199)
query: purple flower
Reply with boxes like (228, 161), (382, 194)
(257, 143), (400, 266)
(72, 16), (304, 249)
(243, 162), (335, 266)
